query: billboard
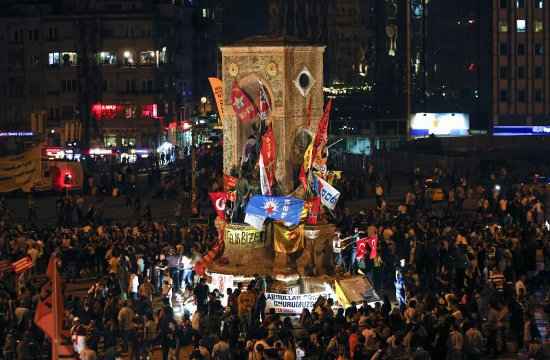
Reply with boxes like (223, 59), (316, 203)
(410, 113), (470, 138)
(493, 125), (550, 136)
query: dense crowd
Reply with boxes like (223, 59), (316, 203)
(0, 163), (549, 360)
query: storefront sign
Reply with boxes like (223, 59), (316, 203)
(224, 224), (264, 249)
(265, 292), (333, 314)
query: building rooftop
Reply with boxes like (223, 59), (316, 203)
(224, 35), (324, 47)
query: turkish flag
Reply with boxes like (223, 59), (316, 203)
(356, 237), (367, 260)
(366, 235), (378, 259)
(209, 192), (227, 219)
(231, 81), (258, 123)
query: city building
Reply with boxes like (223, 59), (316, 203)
(0, 0), (194, 149)
(267, 0), (370, 85)
(409, 0), (489, 130)
(492, 0), (550, 135)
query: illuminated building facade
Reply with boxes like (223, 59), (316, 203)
(492, 0), (550, 134)
(0, 0), (194, 148)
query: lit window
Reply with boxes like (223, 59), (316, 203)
(202, 8), (207, 18)
(535, 21), (543, 32)
(123, 51), (134, 65)
(535, 89), (543, 102)
(517, 19), (526, 32)
(48, 52), (60, 65)
(98, 51), (117, 65)
(139, 51), (156, 65)
(61, 52), (77, 66)
(499, 89), (508, 102)
(499, 21), (508, 32)
(516, 0), (524, 8)
(160, 47), (167, 64)
(538, 0), (544, 9)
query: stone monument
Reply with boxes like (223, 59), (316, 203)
(220, 36), (325, 192)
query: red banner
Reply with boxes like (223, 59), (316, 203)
(312, 99), (333, 172)
(307, 197), (321, 225)
(209, 192), (227, 219)
(260, 125), (276, 190)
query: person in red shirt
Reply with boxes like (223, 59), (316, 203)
(348, 325), (359, 359)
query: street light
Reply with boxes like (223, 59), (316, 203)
(200, 96), (207, 115)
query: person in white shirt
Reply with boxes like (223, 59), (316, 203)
(128, 273), (140, 300)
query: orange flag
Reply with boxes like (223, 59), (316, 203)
(208, 77), (225, 123)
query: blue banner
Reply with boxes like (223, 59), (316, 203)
(245, 196), (304, 226)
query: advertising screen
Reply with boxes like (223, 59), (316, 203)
(410, 113), (470, 138)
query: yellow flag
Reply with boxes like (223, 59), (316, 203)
(303, 142), (314, 171)
(273, 223), (304, 254)
(208, 77), (225, 123)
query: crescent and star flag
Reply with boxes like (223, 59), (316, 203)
(313, 175), (341, 210)
(356, 237), (367, 260)
(231, 81), (258, 123)
(245, 195), (304, 227)
(209, 192), (227, 219)
(208, 77), (225, 122)
(12, 256), (33, 274)
(366, 235), (378, 259)
(273, 223), (304, 254)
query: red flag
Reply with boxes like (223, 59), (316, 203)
(307, 197), (321, 225)
(366, 235), (378, 259)
(231, 81), (258, 123)
(12, 256), (33, 274)
(312, 99), (333, 172)
(356, 237), (367, 260)
(209, 192), (227, 219)
(260, 125), (276, 193)
(306, 96), (313, 127)
(223, 175), (237, 192)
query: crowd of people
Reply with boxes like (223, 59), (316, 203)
(0, 161), (549, 359)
